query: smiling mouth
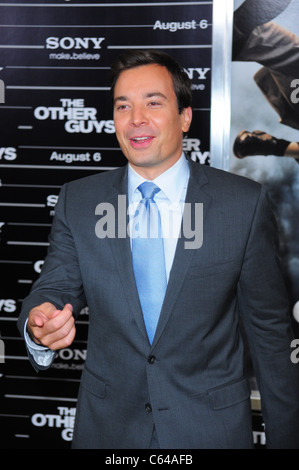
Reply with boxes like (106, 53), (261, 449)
(131, 136), (152, 143)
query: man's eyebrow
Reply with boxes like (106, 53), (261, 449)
(144, 91), (167, 100)
(113, 95), (128, 105)
(114, 91), (168, 105)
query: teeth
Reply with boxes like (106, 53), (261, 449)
(133, 137), (149, 142)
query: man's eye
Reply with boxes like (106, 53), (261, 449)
(116, 104), (128, 110)
(148, 101), (161, 107)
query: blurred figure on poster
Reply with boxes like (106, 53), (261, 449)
(232, 0), (299, 162)
(232, 0), (299, 327)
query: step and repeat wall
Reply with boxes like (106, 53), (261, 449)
(0, 0), (213, 448)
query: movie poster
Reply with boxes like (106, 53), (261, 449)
(230, 0), (299, 335)
(229, 0), (299, 447)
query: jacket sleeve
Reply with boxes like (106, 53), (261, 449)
(17, 183), (87, 371)
(238, 186), (299, 448)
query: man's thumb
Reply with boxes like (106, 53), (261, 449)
(30, 312), (45, 328)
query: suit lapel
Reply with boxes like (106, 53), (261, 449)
(152, 160), (212, 347)
(107, 166), (149, 341)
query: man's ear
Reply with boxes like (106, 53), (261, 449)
(181, 106), (192, 133)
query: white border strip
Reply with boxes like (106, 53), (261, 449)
(210, 0), (234, 170)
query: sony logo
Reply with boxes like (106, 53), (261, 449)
(184, 68), (210, 80)
(46, 37), (105, 50)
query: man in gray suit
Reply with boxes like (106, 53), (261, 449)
(18, 49), (299, 449)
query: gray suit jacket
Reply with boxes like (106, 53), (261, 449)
(18, 159), (299, 449)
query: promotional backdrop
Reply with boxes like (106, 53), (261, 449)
(0, 0), (213, 448)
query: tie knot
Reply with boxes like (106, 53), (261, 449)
(138, 181), (160, 201)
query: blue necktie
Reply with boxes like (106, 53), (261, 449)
(132, 182), (167, 344)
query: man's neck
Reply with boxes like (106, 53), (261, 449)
(128, 154), (183, 181)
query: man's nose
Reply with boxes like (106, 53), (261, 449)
(130, 106), (148, 126)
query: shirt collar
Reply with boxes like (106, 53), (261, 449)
(128, 153), (190, 204)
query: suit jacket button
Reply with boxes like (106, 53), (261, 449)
(148, 355), (156, 364)
(145, 403), (152, 413)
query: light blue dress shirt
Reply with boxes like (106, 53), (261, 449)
(128, 153), (190, 280)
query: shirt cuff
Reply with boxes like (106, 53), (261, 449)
(24, 319), (56, 367)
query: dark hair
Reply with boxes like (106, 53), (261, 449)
(110, 49), (192, 114)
